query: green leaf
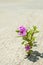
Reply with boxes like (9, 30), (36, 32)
(27, 30), (33, 40)
(31, 37), (36, 42)
(16, 30), (19, 32)
(21, 41), (25, 45)
(22, 36), (30, 42)
(29, 42), (33, 47)
(33, 26), (37, 31)
(29, 29), (33, 35)
(35, 30), (39, 33)
(33, 44), (37, 47)
(33, 26), (39, 33)
(28, 33), (31, 40)
(27, 50), (33, 55)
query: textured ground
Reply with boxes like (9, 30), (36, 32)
(0, 1), (43, 65)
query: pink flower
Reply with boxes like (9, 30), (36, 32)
(18, 26), (27, 36)
(25, 44), (31, 51)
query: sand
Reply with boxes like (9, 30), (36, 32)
(0, 1), (43, 65)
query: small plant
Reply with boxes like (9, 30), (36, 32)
(16, 25), (39, 56)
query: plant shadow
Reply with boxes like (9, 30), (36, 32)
(25, 51), (43, 62)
